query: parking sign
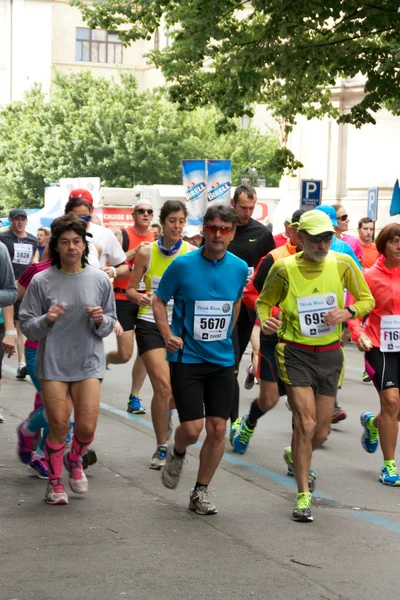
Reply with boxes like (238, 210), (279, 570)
(300, 180), (322, 210)
(367, 188), (378, 221)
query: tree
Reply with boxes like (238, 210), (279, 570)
(0, 71), (280, 211)
(73, 0), (400, 134)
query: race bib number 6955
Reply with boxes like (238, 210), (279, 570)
(193, 300), (233, 342)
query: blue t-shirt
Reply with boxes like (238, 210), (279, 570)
(331, 237), (361, 269)
(156, 248), (248, 366)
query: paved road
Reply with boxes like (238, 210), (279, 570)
(1, 340), (400, 600)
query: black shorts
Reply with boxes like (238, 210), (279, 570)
(115, 300), (139, 332)
(257, 336), (286, 396)
(14, 299), (21, 321)
(135, 319), (165, 356)
(365, 348), (400, 391)
(170, 362), (235, 422)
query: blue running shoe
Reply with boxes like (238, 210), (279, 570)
(127, 395), (146, 414)
(360, 411), (379, 453)
(379, 463), (400, 486)
(66, 420), (74, 447)
(229, 418), (241, 447)
(150, 445), (168, 470)
(28, 457), (49, 479)
(232, 415), (255, 455)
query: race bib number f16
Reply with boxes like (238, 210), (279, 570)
(297, 293), (337, 338)
(13, 243), (33, 265)
(380, 315), (400, 352)
(193, 300), (233, 342)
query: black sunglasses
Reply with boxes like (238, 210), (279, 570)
(306, 233), (333, 244)
(134, 208), (154, 215)
(338, 214), (348, 222)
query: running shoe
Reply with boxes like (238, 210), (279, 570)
(229, 418), (241, 447)
(127, 394), (146, 414)
(244, 364), (255, 390)
(150, 445), (168, 470)
(283, 446), (316, 493)
(292, 492), (313, 522)
(360, 411), (379, 453)
(44, 478), (68, 505)
(161, 448), (185, 489)
(28, 458), (49, 479)
(16, 420), (35, 464)
(331, 406), (347, 424)
(189, 486), (218, 515)
(65, 420), (74, 448)
(167, 411), (174, 441)
(16, 363), (27, 380)
(379, 463), (400, 486)
(232, 414), (255, 455)
(362, 371), (372, 383)
(63, 451), (88, 494)
(82, 448), (97, 470)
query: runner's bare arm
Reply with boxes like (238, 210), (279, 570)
(153, 296), (183, 353)
(126, 245), (151, 305)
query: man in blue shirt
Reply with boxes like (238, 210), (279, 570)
(153, 204), (248, 515)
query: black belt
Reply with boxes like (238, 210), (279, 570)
(114, 288), (126, 294)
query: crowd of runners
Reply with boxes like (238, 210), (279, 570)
(1, 184), (399, 523)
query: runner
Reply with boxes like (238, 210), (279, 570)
(126, 200), (195, 469)
(350, 224), (400, 485)
(182, 225), (203, 248)
(331, 204), (363, 261)
(257, 210), (374, 522)
(232, 209), (304, 455)
(107, 200), (154, 414)
(150, 223), (161, 241)
(228, 184), (275, 433)
(36, 227), (50, 259)
(358, 217), (380, 269)
(274, 216), (291, 248)
(154, 204), (247, 514)
(19, 214), (117, 505)
(0, 209), (38, 379)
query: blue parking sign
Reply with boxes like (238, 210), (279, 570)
(367, 188), (378, 221)
(300, 180), (322, 210)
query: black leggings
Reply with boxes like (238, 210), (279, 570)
(230, 305), (256, 423)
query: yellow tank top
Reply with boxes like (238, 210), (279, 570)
(279, 251), (344, 345)
(138, 241), (189, 323)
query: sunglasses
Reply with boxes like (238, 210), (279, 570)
(338, 214), (348, 222)
(306, 233), (333, 244)
(204, 224), (234, 236)
(134, 208), (154, 215)
(77, 215), (92, 222)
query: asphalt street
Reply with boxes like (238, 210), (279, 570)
(1, 338), (400, 600)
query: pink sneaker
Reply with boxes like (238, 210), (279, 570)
(64, 451), (88, 494)
(44, 478), (68, 505)
(16, 420), (35, 464)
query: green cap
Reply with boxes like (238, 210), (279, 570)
(298, 210), (335, 236)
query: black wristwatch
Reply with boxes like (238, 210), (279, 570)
(345, 305), (356, 319)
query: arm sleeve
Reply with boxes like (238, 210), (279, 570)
(340, 255), (375, 318)
(93, 279), (117, 338)
(17, 262), (39, 289)
(155, 261), (180, 303)
(0, 243), (17, 307)
(18, 279), (54, 340)
(253, 254), (275, 293)
(104, 229), (127, 266)
(256, 260), (288, 323)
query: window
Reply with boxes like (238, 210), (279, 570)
(154, 28), (160, 51)
(76, 28), (123, 64)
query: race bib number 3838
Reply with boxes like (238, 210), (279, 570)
(297, 293), (338, 338)
(380, 315), (400, 352)
(193, 301), (233, 342)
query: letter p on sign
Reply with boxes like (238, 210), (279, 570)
(300, 180), (322, 210)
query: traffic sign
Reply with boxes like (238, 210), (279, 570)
(300, 180), (322, 210)
(367, 187), (378, 221)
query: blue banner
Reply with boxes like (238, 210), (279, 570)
(390, 180), (400, 217)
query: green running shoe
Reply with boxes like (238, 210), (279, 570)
(232, 414), (255, 455)
(283, 446), (316, 493)
(229, 418), (241, 447)
(293, 492), (313, 522)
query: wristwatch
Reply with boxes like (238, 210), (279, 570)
(345, 306), (356, 319)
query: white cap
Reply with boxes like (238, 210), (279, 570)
(182, 225), (201, 238)
(132, 199), (153, 211)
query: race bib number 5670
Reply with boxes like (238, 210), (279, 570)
(193, 301), (233, 342)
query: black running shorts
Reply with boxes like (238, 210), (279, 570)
(170, 362), (235, 422)
(135, 319), (165, 356)
(115, 299), (139, 332)
(365, 348), (400, 391)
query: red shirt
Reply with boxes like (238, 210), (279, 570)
(273, 232), (288, 248)
(113, 228), (154, 301)
(360, 241), (379, 269)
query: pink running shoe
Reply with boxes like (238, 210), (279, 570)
(16, 420), (35, 464)
(44, 478), (68, 505)
(63, 451), (88, 494)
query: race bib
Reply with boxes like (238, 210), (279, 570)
(246, 266), (254, 282)
(13, 243), (32, 265)
(193, 300), (233, 342)
(380, 315), (400, 352)
(297, 293), (337, 338)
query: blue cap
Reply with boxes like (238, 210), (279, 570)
(315, 205), (338, 227)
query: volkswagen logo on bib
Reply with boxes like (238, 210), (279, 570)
(222, 303), (231, 313)
(326, 296), (335, 306)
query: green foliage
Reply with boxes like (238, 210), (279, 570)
(0, 71), (280, 211)
(72, 0), (400, 132)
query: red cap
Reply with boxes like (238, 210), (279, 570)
(68, 188), (93, 205)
